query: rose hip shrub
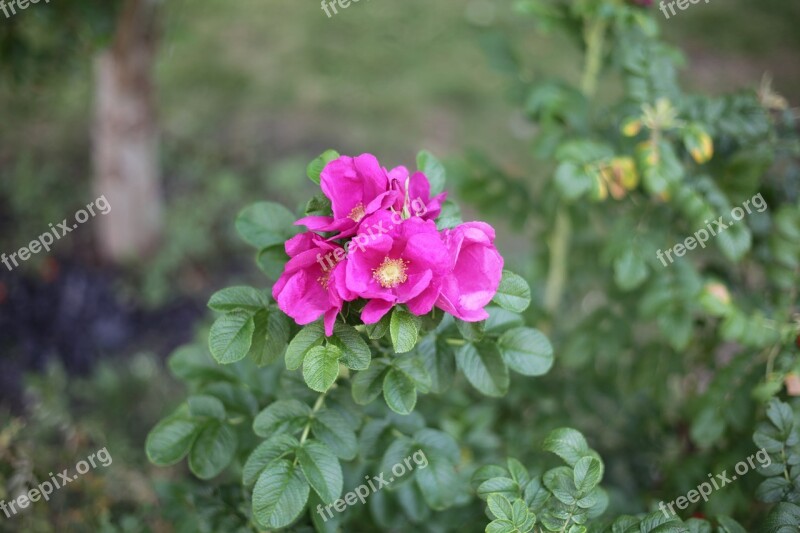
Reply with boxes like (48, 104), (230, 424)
(146, 151), (557, 531)
(145, 1), (800, 531)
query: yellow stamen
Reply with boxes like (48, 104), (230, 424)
(348, 203), (366, 222)
(373, 257), (409, 289)
(317, 271), (331, 289)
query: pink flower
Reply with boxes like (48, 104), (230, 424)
(272, 232), (348, 336)
(389, 166), (447, 220)
(295, 154), (397, 239)
(345, 211), (450, 323)
(436, 222), (504, 322)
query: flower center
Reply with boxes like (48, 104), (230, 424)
(348, 203), (366, 222)
(373, 257), (409, 289)
(317, 271), (331, 289)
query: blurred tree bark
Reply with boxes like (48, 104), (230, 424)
(93, 0), (162, 261)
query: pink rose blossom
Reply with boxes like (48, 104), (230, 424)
(295, 154), (397, 239)
(345, 211), (450, 323)
(436, 222), (504, 322)
(272, 232), (348, 336)
(389, 166), (447, 220)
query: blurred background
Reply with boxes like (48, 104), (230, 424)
(0, 0), (798, 530)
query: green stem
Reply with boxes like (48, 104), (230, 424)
(543, 16), (606, 322)
(580, 17), (607, 98)
(559, 503), (578, 532)
(444, 338), (467, 347)
(298, 391), (328, 448)
(543, 209), (571, 317)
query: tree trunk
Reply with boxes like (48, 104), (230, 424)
(92, 0), (162, 262)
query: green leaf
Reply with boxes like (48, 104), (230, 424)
(572, 456), (603, 492)
(613, 249), (649, 291)
(543, 428), (591, 467)
(756, 477), (792, 503)
(556, 140), (614, 164)
(391, 307), (421, 353)
(253, 400), (311, 438)
(188, 421), (238, 479)
(366, 312), (391, 339)
(416, 334), (455, 394)
(487, 494), (514, 520)
(252, 459), (310, 529)
(393, 354), (432, 393)
(352, 360), (391, 405)
(286, 321), (326, 371)
(716, 516), (747, 533)
(329, 323), (371, 371)
(243, 434), (300, 487)
(256, 245), (289, 279)
(311, 409), (358, 460)
(493, 270), (531, 313)
(207, 286), (269, 313)
(383, 367), (418, 415)
(187, 395), (226, 420)
(305, 193), (332, 216)
(203, 382), (258, 417)
(303, 345), (343, 392)
(307, 149), (340, 185)
(414, 453), (459, 510)
(714, 223), (752, 263)
(473, 465), (509, 488)
(523, 477), (549, 511)
(248, 309), (291, 366)
(506, 458), (530, 488)
(554, 162), (593, 201)
(478, 477), (519, 501)
(456, 342), (509, 397)
(497, 327), (554, 376)
(145, 410), (202, 466)
(296, 440), (343, 504)
(208, 310), (255, 364)
(690, 406), (725, 449)
(417, 150), (446, 196)
(236, 201), (297, 249)
(543, 466), (578, 505)
(485, 307), (525, 335)
(766, 399), (795, 435)
(414, 429), (459, 463)
(167, 345), (238, 385)
(486, 519), (517, 533)
(456, 318), (486, 342)
(260, 308), (292, 366)
(436, 199), (463, 230)
(762, 503), (800, 532)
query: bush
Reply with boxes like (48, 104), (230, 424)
(146, 1), (800, 531)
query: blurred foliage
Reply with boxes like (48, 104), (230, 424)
(0, 353), (174, 532)
(450, 0), (800, 529)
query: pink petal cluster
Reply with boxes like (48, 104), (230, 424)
(273, 153), (504, 336)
